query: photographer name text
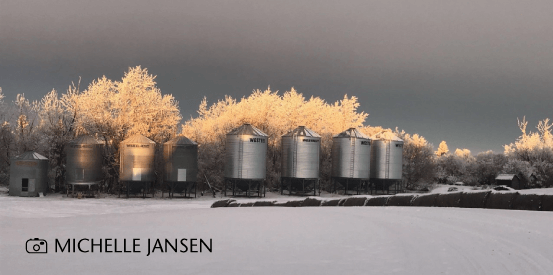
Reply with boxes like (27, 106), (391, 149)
(54, 238), (212, 256)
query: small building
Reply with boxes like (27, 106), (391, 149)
(9, 151), (49, 197)
(495, 174), (522, 190)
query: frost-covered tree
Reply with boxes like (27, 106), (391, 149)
(0, 88), (13, 179)
(37, 84), (80, 191)
(181, 88), (369, 191)
(454, 148), (474, 162)
(77, 66), (182, 191)
(503, 117), (553, 187)
(435, 141), (449, 156)
(396, 129), (436, 190)
(436, 154), (465, 184)
(473, 151), (507, 185)
(12, 94), (40, 154)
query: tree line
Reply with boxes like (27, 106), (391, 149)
(0, 66), (551, 193)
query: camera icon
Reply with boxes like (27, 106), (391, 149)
(26, 238), (48, 254)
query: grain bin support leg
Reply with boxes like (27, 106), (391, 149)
(289, 181), (292, 196)
(318, 179), (321, 196)
(346, 179), (349, 196)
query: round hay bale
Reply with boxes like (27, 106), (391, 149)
(253, 201), (275, 207)
(541, 195), (553, 211)
(460, 191), (490, 208)
(343, 197), (368, 206)
(511, 194), (542, 211)
(239, 202), (255, 207)
(365, 196), (390, 206)
(387, 195), (416, 206)
(436, 192), (462, 208)
(338, 198), (347, 206)
(211, 199), (235, 208)
(321, 199), (341, 206)
(228, 202), (239, 207)
(274, 200), (303, 207)
(411, 193), (439, 207)
(301, 198), (322, 207)
(484, 192), (518, 209)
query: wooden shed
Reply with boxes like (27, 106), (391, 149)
(495, 174), (522, 190)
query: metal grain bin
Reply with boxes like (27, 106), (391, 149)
(370, 132), (403, 193)
(164, 136), (198, 197)
(164, 136), (198, 182)
(281, 126), (321, 179)
(9, 152), (49, 197)
(66, 135), (104, 186)
(370, 133), (403, 180)
(224, 124), (268, 180)
(331, 128), (371, 179)
(120, 134), (156, 182)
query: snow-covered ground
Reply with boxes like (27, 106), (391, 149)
(1, 190), (552, 275)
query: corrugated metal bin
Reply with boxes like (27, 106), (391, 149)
(281, 126), (320, 195)
(163, 136), (198, 198)
(331, 128), (371, 194)
(9, 152), (49, 197)
(224, 124), (268, 197)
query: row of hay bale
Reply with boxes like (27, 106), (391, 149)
(211, 191), (553, 211)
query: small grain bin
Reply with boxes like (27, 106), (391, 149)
(370, 132), (404, 194)
(120, 134), (156, 197)
(65, 135), (104, 196)
(9, 151), (49, 197)
(163, 136), (198, 198)
(281, 126), (321, 196)
(331, 128), (371, 195)
(224, 124), (268, 197)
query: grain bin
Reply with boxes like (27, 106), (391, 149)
(331, 128), (371, 194)
(224, 124), (268, 197)
(281, 126), (321, 195)
(163, 136), (198, 198)
(9, 151), (49, 197)
(120, 134), (156, 197)
(65, 135), (104, 196)
(370, 132), (404, 194)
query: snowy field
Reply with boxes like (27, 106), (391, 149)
(1, 192), (553, 275)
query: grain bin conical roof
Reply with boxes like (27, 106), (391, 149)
(69, 135), (103, 145)
(227, 124), (268, 137)
(334, 128), (370, 139)
(282, 126), (321, 138)
(371, 131), (403, 142)
(121, 134), (156, 144)
(164, 136), (197, 145)
(14, 151), (47, 160)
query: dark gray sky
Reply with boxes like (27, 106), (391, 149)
(2, 0), (552, 154)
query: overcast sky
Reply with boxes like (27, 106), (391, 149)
(1, 0), (552, 154)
